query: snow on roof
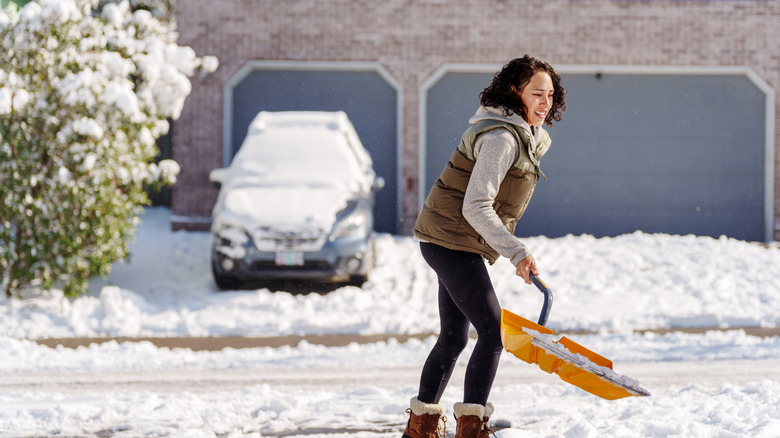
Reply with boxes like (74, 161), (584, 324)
(234, 126), (363, 187)
(246, 111), (373, 171)
(248, 110), (349, 131)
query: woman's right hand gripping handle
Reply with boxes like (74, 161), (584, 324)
(515, 255), (539, 285)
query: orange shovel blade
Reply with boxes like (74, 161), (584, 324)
(501, 309), (650, 400)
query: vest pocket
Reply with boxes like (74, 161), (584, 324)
(424, 196), (464, 232)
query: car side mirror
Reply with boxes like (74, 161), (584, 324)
(372, 176), (385, 192)
(209, 167), (229, 190)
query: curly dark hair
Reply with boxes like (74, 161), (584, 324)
(479, 55), (566, 127)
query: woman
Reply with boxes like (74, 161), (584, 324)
(402, 55), (566, 438)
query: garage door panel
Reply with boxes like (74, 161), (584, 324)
(537, 171), (762, 210)
(551, 136), (764, 175)
(555, 74), (764, 136)
(523, 205), (763, 241)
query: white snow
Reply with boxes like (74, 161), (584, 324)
(0, 87), (29, 114)
(222, 186), (347, 234)
(519, 326), (649, 397)
(2, 207), (780, 437)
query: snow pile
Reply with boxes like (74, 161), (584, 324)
(3, 208), (779, 339)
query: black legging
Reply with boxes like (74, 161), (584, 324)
(416, 242), (504, 406)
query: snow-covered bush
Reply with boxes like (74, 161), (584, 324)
(99, 0), (174, 23)
(0, 0), (218, 297)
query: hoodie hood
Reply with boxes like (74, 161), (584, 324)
(463, 105), (552, 180)
(469, 106), (544, 144)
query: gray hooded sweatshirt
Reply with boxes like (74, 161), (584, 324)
(463, 106), (548, 266)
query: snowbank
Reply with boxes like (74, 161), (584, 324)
(2, 207), (778, 339)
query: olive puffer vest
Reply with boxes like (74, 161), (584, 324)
(413, 120), (550, 263)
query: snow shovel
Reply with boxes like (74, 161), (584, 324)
(500, 274), (651, 400)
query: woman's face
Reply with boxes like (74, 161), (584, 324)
(520, 71), (554, 127)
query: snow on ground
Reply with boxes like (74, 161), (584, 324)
(4, 207), (780, 340)
(2, 207), (780, 437)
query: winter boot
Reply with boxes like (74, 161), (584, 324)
(402, 397), (447, 438)
(453, 402), (495, 438)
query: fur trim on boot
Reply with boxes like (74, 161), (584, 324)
(410, 397), (446, 416)
(453, 402), (494, 419)
(402, 397), (447, 438)
(453, 402), (495, 438)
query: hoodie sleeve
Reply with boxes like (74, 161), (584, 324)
(462, 129), (532, 265)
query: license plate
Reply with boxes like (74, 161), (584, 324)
(275, 251), (304, 266)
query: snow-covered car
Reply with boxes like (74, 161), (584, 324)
(209, 111), (384, 289)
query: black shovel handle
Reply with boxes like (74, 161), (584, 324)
(530, 273), (553, 327)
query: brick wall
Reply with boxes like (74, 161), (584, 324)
(172, 0), (780, 238)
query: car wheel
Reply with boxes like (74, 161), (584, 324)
(348, 238), (375, 287)
(348, 274), (368, 287)
(214, 273), (241, 290)
(212, 261), (240, 291)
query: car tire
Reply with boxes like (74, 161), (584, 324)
(212, 261), (240, 291)
(348, 274), (368, 286)
(348, 237), (375, 287)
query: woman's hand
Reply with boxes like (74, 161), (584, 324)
(515, 255), (539, 285)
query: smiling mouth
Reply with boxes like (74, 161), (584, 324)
(534, 110), (547, 119)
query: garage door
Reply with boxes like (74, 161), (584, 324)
(423, 67), (770, 241)
(225, 62), (400, 234)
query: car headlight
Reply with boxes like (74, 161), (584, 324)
(216, 225), (249, 247)
(214, 225), (250, 260)
(330, 210), (367, 240)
